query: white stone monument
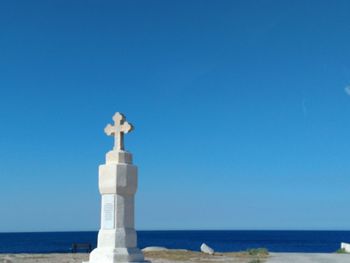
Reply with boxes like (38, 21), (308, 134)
(85, 112), (149, 263)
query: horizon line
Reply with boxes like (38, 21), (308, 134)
(1, 229), (350, 234)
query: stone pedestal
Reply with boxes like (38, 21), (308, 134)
(86, 150), (148, 263)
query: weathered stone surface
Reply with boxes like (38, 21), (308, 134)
(106, 150), (133, 164)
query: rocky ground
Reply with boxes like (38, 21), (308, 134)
(0, 251), (267, 263)
(0, 250), (349, 263)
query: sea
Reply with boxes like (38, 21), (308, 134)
(0, 230), (349, 254)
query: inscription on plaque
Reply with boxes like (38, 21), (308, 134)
(102, 194), (115, 229)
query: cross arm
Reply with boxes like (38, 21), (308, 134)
(104, 124), (114, 136)
(121, 121), (134, 133)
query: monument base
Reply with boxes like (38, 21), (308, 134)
(84, 247), (150, 263)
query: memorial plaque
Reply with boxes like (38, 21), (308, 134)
(101, 194), (115, 229)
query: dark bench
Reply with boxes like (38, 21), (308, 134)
(71, 243), (92, 253)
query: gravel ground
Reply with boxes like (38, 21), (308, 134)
(0, 251), (266, 263)
(268, 253), (350, 263)
(0, 251), (349, 263)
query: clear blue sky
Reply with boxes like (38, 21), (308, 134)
(0, 0), (350, 232)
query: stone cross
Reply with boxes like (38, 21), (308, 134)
(104, 112), (134, 151)
(85, 111), (148, 263)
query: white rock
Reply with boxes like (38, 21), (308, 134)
(142, 246), (168, 252)
(341, 242), (350, 252)
(200, 243), (214, 255)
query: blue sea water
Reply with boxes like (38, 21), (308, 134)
(0, 231), (349, 254)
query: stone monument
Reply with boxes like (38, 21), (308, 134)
(85, 112), (149, 263)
